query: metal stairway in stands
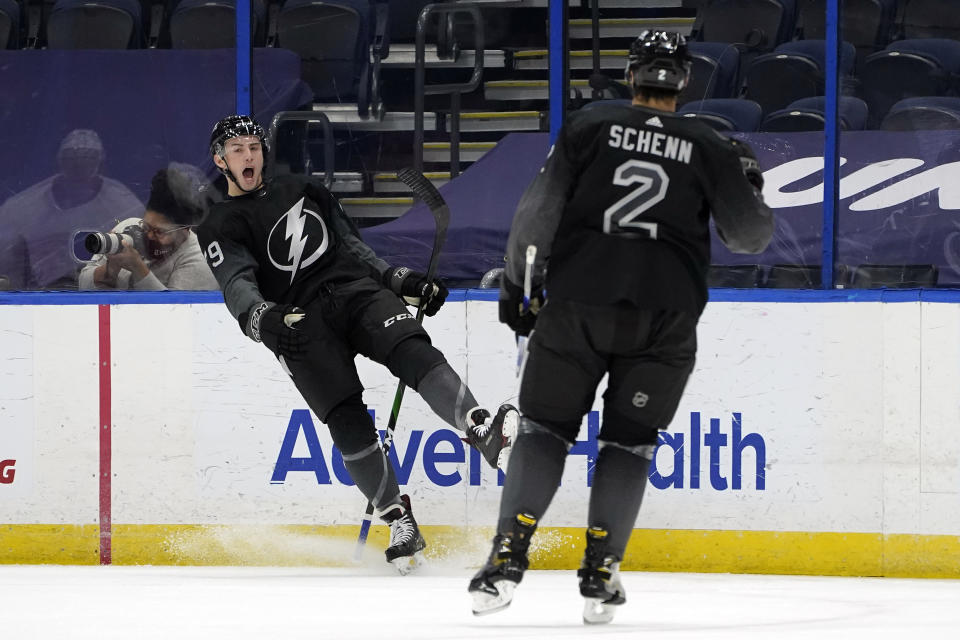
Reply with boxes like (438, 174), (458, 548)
(310, 0), (694, 222)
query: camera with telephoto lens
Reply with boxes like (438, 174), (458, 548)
(84, 223), (147, 257)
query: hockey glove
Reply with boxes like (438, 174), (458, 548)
(383, 266), (449, 316)
(240, 302), (308, 359)
(730, 138), (764, 191)
(499, 278), (544, 337)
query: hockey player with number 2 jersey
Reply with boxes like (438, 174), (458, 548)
(469, 31), (774, 621)
(197, 115), (519, 574)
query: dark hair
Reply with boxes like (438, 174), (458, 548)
(145, 166), (215, 226)
(634, 85), (682, 103)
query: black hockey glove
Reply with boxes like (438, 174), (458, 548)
(499, 278), (544, 337)
(383, 266), (449, 316)
(240, 302), (308, 359)
(730, 138), (764, 191)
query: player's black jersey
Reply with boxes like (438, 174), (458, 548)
(197, 175), (389, 320)
(504, 102), (774, 315)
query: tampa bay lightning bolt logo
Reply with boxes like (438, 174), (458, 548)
(267, 197), (329, 283)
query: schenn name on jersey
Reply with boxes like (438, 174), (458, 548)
(607, 124), (693, 164)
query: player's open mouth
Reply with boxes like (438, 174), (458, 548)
(242, 168), (255, 180)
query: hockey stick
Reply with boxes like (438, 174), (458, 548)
(353, 168), (450, 560)
(515, 244), (537, 376)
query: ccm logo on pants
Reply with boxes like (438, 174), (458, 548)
(383, 313), (414, 327)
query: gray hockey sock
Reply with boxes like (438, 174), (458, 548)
(496, 418), (569, 533)
(416, 362), (479, 432)
(341, 441), (401, 511)
(587, 442), (653, 559)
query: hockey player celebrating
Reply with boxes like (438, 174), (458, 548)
(468, 31), (774, 621)
(197, 115), (518, 573)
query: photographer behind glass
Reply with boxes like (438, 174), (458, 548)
(79, 166), (218, 290)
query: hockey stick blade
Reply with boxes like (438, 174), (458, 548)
(353, 169), (450, 561)
(396, 168), (450, 284)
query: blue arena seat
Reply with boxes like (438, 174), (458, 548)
(46, 0), (142, 49)
(745, 40), (857, 115)
(678, 99), (764, 132)
(760, 95), (869, 131)
(880, 97), (960, 131)
(679, 41), (742, 104)
(899, 0), (960, 41)
(276, 0), (371, 102)
(859, 39), (960, 127)
(690, 0), (797, 54)
(0, 0), (18, 49)
(795, 0), (897, 66)
(169, 0), (267, 49)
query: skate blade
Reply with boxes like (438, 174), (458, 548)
(497, 443), (513, 473)
(390, 551), (425, 576)
(582, 597), (618, 625)
(502, 409), (520, 442)
(471, 580), (516, 616)
(496, 411), (520, 472)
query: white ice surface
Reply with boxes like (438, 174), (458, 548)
(3, 565), (960, 639)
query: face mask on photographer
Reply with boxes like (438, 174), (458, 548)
(141, 211), (192, 261)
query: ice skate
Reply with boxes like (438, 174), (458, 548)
(578, 527), (626, 624)
(468, 512), (537, 615)
(466, 404), (519, 471)
(380, 495), (426, 575)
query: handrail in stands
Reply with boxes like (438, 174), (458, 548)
(413, 3), (485, 176)
(590, 0), (602, 100)
(267, 110), (335, 189)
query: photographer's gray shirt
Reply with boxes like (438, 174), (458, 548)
(78, 231), (217, 291)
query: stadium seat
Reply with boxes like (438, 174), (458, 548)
(880, 97), (960, 131)
(760, 95), (869, 131)
(46, 0), (142, 49)
(899, 0), (960, 41)
(169, 0), (266, 49)
(859, 39), (960, 127)
(744, 40), (857, 115)
(0, 0), (18, 49)
(678, 99), (764, 132)
(679, 42), (742, 104)
(708, 264), (765, 288)
(276, 0), (371, 102)
(794, 0), (896, 66)
(849, 264), (939, 288)
(690, 0), (798, 55)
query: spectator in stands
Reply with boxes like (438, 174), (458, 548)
(79, 165), (218, 290)
(0, 129), (143, 289)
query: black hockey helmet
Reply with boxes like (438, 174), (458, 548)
(210, 114), (269, 191)
(625, 30), (692, 94)
(209, 114), (269, 157)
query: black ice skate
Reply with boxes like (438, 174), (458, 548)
(578, 527), (626, 624)
(380, 494), (426, 575)
(466, 404), (519, 471)
(468, 512), (538, 615)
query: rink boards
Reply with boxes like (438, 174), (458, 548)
(2, 290), (960, 577)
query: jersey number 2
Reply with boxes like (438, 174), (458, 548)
(603, 159), (669, 238)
